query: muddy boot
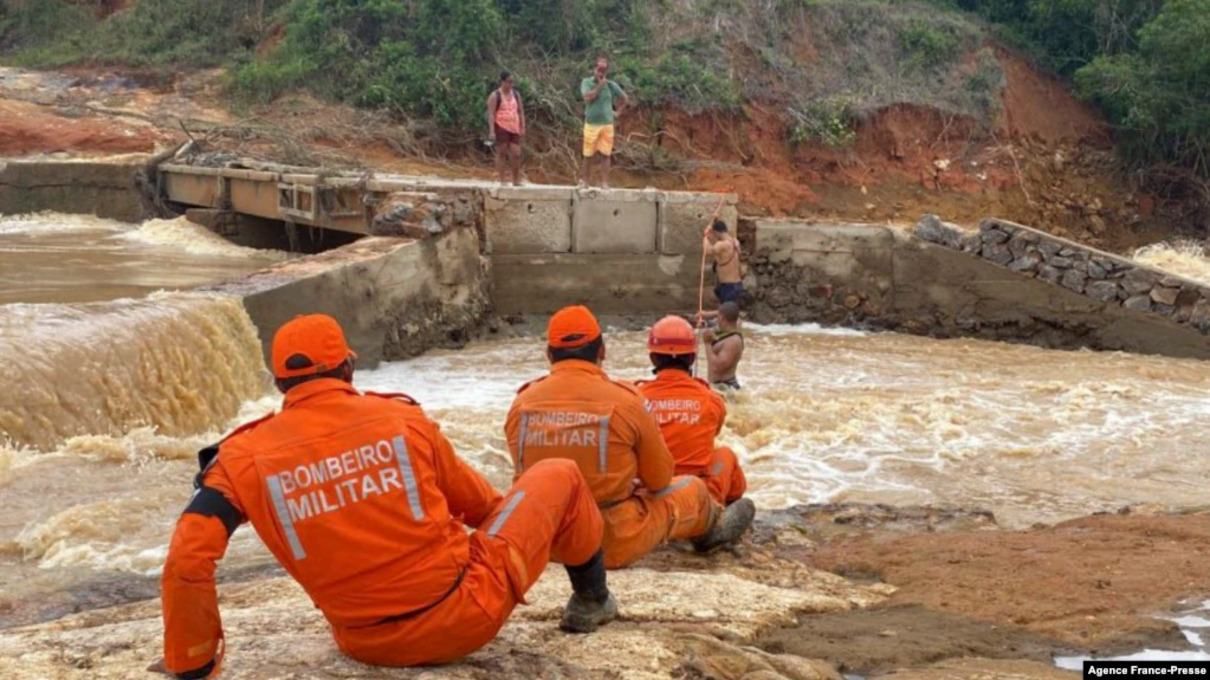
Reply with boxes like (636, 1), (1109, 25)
(560, 550), (617, 633)
(692, 497), (756, 554)
(560, 591), (618, 633)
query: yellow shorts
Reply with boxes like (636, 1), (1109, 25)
(582, 123), (615, 158)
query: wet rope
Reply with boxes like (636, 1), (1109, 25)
(694, 195), (729, 377)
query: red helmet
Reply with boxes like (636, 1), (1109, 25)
(647, 315), (697, 356)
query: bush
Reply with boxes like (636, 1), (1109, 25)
(1, 0), (284, 67)
(1075, 0), (1210, 176)
(899, 17), (963, 69)
(232, 0), (504, 132)
(0, 1), (94, 66)
(788, 97), (857, 148)
(619, 43), (741, 114)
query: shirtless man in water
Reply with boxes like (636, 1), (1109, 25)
(703, 302), (744, 390)
(704, 220), (743, 306)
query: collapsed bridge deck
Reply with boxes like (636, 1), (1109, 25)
(158, 162), (738, 313)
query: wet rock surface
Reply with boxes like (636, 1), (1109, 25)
(874, 658), (1077, 679)
(3, 503), (1209, 678)
(808, 508), (1210, 652)
(0, 539), (883, 679)
(757, 605), (1069, 676)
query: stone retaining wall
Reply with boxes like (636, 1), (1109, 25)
(916, 215), (1210, 334)
(748, 218), (1210, 359)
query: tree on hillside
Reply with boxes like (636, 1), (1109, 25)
(1076, 0), (1210, 199)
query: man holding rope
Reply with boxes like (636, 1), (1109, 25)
(703, 220), (743, 306)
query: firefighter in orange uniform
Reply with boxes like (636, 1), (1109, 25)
(636, 316), (748, 505)
(158, 314), (616, 678)
(505, 305), (755, 569)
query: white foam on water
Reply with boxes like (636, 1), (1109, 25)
(1056, 649), (1210, 670)
(120, 216), (290, 260)
(8, 318), (1210, 590)
(1133, 240), (1210, 286)
(1172, 615), (1210, 629)
(1055, 602), (1210, 670)
(745, 322), (869, 337)
(348, 326), (1210, 525)
(0, 211), (129, 235)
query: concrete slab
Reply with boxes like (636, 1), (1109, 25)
(484, 186), (572, 254)
(658, 191), (738, 255)
(756, 220), (894, 255)
(572, 189), (659, 254)
(0, 159), (146, 222)
(493, 252), (698, 314)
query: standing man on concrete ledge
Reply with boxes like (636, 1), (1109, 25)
(505, 305), (755, 569)
(703, 301), (744, 391)
(580, 55), (629, 189)
(704, 219), (744, 306)
(157, 314), (616, 677)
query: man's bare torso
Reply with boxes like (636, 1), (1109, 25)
(712, 237), (742, 284)
(708, 332), (743, 384)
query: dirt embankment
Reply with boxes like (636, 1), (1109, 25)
(747, 504), (1210, 678)
(624, 48), (1164, 253)
(0, 45), (1181, 253)
(0, 98), (163, 156)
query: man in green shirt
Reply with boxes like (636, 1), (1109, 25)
(580, 56), (629, 188)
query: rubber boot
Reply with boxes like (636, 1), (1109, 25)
(692, 497), (755, 554)
(560, 550), (617, 633)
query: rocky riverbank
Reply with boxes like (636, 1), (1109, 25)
(3, 503), (1208, 678)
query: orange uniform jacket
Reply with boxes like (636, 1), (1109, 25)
(636, 370), (726, 472)
(505, 360), (674, 503)
(161, 380), (502, 676)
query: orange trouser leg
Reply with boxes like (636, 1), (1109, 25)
(706, 446), (748, 505)
(485, 458), (605, 583)
(600, 475), (715, 569)
(333, 459), (603, 667)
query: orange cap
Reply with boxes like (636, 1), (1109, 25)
(271, 314), (357, 379)
(648, 315), (697, 355)
(547, 305), (602, 349)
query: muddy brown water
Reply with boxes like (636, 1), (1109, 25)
(0, 213), (287, 304)
(3, 214), (1210, 659)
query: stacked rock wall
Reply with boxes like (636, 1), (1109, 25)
(748, 217), (1210, 359)
(917, 215), (1210, 334)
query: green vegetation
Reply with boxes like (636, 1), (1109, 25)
(0, 1), (285, 67)
(0, 0), (1205, 191)
(924, 0), (1209, 202)
(0, 0), (983, 149)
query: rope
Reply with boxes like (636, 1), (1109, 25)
(694, 195), (729, 378)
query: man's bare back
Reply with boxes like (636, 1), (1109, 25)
(711, 237), (742, 284)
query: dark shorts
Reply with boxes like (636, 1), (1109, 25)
(713, 377), (742, 391)
(714, 282), (744, 304)
(494, 125), (521, 145)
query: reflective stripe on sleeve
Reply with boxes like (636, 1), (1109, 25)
(516, 412), (529, 468)
(597, 415), (610, 472)
(392, 435), (426, 521)
(265, 475), (306, 560)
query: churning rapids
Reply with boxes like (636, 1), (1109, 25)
(2, 213), (1210, 656)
